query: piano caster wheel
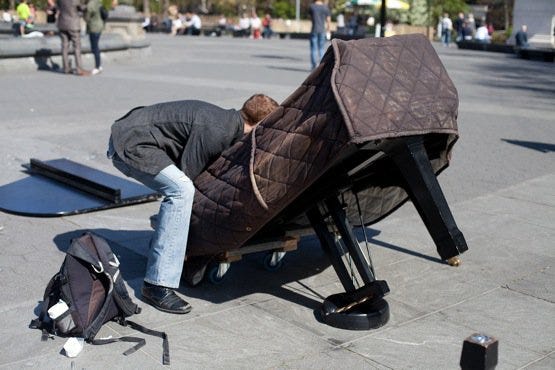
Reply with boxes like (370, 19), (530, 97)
(263, 251), (285, 271)
(208, 262), (230, 285)
(447, 256), (461, 267)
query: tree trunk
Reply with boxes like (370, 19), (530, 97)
(426, 0), (431, 39)
(504, 0), (509, 31)
(163, 0), (169, 18)
(10, 0), (15, 11)
(143, 0), (149, 16)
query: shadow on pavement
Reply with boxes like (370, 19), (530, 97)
(502, 139), (555, 153)
(267, 65), (311, 73)
(253, 54), (302, 61)
(34, 48), (62, 72)
(475, 61), (555, 97)
(52, 226), (439, 310)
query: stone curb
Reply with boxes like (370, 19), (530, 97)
(0, 32), (149, 58)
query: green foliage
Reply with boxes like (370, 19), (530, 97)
(137, 0), (166, 14)
(332, 0), (348, 15)
(211, 2), (238, 17)
(273, 0), (295, 19)
(386, 9), (408, 24)
(430, 0), (468, 23)
(408, 0), (428, 26)
(504, 25), (512, 38)
(490, 29), (507, 44)
(1, 0), (127, 13)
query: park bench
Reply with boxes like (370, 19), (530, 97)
(456, 40), (514, 53)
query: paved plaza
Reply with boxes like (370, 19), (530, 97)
(0, 34), (554, 369)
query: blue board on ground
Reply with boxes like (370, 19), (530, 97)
(0, 158), (160, 217)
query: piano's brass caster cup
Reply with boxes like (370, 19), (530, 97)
(447, 256), (461, 267)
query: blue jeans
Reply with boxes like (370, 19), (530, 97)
(108, 143), (194, 288)
(310, 32), (326, 69)
(89, 32), (101, 68)
(442, 30), (451, 46)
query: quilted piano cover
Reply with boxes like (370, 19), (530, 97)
(187, 34), (459, 257)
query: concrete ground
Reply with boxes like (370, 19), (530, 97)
(0, 34), (553, 369)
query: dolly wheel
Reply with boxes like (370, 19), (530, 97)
(263, 251), (285, 271)
(447, 256), (461, 267)
(208, 262), (230, 284)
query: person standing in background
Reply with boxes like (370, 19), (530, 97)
(57, 0), (89, 75)
(440, 13), (452, 47)
(85, 0), (104, 75)
(454, 12), (464, 42)
(515, 24), (529, 48)
(466, 13), (476, 38)
(308, 0), (330, 70)
(250, 9), (261, 39)
(46, 0), (58, 24)
(336, 12), (345, 34)
(262, 13), (273, 39)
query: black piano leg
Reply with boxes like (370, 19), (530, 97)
(307, 198), (390, 330)
(324, 196), (376, 285)
(306, 204), (357, 292)
(383, 136), (468, 263)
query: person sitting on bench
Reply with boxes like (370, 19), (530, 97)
(182, 10), (202, 36)
(107, 94), (279, 314)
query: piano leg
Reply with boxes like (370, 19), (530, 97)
(383, 136), (468, 263)
(324, 196), (376, 285)
(307, 197), (390, 330)
(306, 203), (357, 292)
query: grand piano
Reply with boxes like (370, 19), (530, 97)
(185, 34), (468, 329)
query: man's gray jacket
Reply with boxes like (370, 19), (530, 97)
(110, 100), (244, 179)
(57, 0), (82, 31)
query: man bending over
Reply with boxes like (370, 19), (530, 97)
(108, 94), (279, 314)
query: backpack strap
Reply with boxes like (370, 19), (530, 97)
(91, 319), (170, 365)
(29, 312), (55, 341)
(112, 278), (141, 316)
(125, 319), (170, 365)
(29, 272), (63, 341)
(87, 233), (141, 317)
(90, 336), (146, 356)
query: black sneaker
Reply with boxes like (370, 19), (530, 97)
(141, 282), (192, 314)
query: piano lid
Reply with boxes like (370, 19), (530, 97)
(330, 34), (459, 144)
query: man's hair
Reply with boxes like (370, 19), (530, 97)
(241, 94), (279, 125)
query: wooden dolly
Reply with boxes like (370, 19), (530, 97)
(207, 235), (300, 284)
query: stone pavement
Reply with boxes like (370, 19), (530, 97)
(0, 35), (553, 369)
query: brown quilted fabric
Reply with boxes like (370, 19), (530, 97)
(332, 34), (458, 143)
(188, 49), (349, 256)
(187, 34), (459, 257)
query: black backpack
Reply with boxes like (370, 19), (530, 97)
(30, 232), (170, 365)
(99, 6), (109, 22)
